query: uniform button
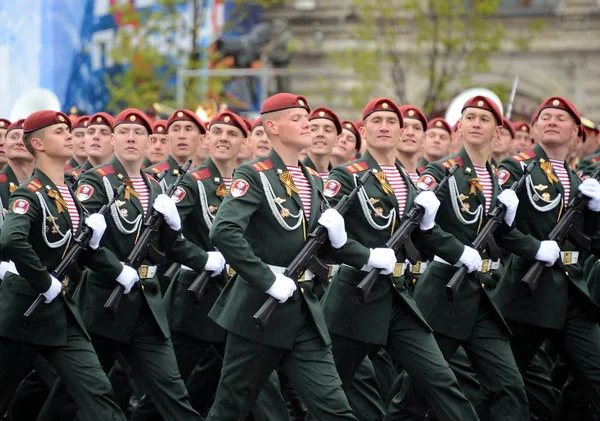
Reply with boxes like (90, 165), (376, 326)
(62, 291), (66, 296)
(412, 278), (416, 285)
(481, 283), (486, 289)
(141, 285), (145, 292)
(328, 278), (332, 283)
(301, 288), (305, 294)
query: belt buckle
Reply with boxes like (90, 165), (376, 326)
(411, 261), (421, 274)
(393, 263), (404, 277)
(139, 265), (148, 279)
(481, 259), (489, 273)
(563, 251), (572, 265)
(327, 265), (334, 277)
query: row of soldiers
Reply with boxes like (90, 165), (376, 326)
(0, 90), (599, 421)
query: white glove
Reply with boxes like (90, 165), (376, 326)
(459, 246), (482, 273)
(266, 273), (297, 303)
(0, 261), (11, 280)
(414, 191), (440, 231)
(535, 240), (561, 267)
(153, 194), (181, 230)
(318, 208), (348, 249)
(367, 248), (397, 275)
(116, 265), (140, 294)
(42, 275), (62, 303)
(85, 213), (107, 250)
(578, 178), (600, 212)
(497, 189), (519, 226)
(204, 251), (226, 277)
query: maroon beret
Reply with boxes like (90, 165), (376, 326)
(452, 121), (460, 133)
(399, 105), (428, 129)
(88, 112), (115, 129)
(210, 111), (248, 137)
(502, 117), (516, 138)
(309, 107), (342, 134)
(362, 98), (403, 125)
(252, 117), (263, 130)
(23, 110), (71, 134)
(73, 116), (90, 129)
(354, 119), (363, 131)
(341, 120), (362, 151)
(0, 119), (11, 130)
(537, 96), (581, 125)
(260, 93), (310, 114)
(167, 109), (206, 134)
(513, 121), (531, 134)
(114, 108), (153, 134)
(6, 119), (25, 135)
(461, 96), (502, 125)
(427, 118), (452, 134)
(241, 117), (253, 134)
(152, 119), (168, 134)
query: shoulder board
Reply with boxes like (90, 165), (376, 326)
(0, 173), (7, 184)
(26, 178), (43, 192)
(150, 161), (170, 174)
(191, 167), (212, 181)
(591, 155), (600, 164)
(417, 165), (426, 174)
(69, 168), (82, 177)
(511, 150), (536, 162)
(306, 167), (320, 178)
(442, 157), (462, 169)
(95, 165), (115, 177)
(344, 161), (369, 174)
(251, 159), (273, 172)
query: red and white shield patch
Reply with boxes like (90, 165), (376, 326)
(417, 174), (436, 191)
(323, 180), (341, 198)
(172, 186), (186, 203)
(230, 179), (250, 198)
(12, 199), (30, 215)
(496, 170), (510, 186)
(76, 185), (94, 202)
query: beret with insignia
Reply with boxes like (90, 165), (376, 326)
(512, 121), (530, 134)
(536, 96), (581, 125)
(152, 119), (168, 134)
(252, 117), (263, 130)
(260, 93), (310, 114)
(399, 105), (428, 130)
(362, 98), (403, 125)
(87, 112), (115, 130)
(0, 118), (10, 129)
(114, 108), (153, 134)
(167, 109), (206, 134)
(6, 119), (25, 135)
(427, 117), (451, 134)
(72, 115), (90, 129)
(502, 117), (516, 138)
(341, 120), (362, 151)
(309, 107), (342, 135)
(461, 95), (502, 125)
(23, 110), (71, 134)
(210, 111), (249, 137)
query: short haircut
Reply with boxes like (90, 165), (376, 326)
(23, 128), (43, 157)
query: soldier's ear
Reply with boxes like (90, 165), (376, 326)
(265, 119), (278, 136)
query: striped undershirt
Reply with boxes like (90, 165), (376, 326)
(288, 166), (311, 221)
(473, 165), (493, 214)
(223, 177), (232, 189)
(56, 185), (80, 234)
(407, 171), (419, 184)
(130, 177), (150, 215)
(550, 159), (570, 203)
(319, 171), (329, 183)
(380, 165), (407, 215)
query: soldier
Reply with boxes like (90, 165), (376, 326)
(250, 117), (272, 159)
(192, 121), (210, 168)
(64, 115), (89, 171)
(303, 107), (342, 181)
(576, 117), (599, 162)
(491, 117), (515, 170)
(0, 118), (10, 171)
(0, 110), (133, 420)
(396, 105), (428, 182)
(495, 96), (600, 416)
(236, 117), (255, 166)
(513, 121), (533, 153)
(331, 120), (362, 167)
(321, 98), (480, 421)
(0, 119), (34, 212)
(205, 93), (396, 421)
(418, 118), (452, 173)
(143, 120), (169, 168)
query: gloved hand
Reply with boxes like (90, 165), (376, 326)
(459, 246), (482, 273)
(367, 248), (397, 275)
(497, 189), (519, 226)
(266, 273), (297, 303)
(0, 261), (13, 280)
(318, 208), (348, 249)
(414, 191), (440, 231)
(116, 265), (140, 294)
(205, 251), (226, 277)
(535, 240), (560, 267)
(42, 275), (62, 303)
(153, 194), (181, 230)
(85, 213), (107, 250)
(578, 178), (600, 212)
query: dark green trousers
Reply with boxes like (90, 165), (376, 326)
(331, 300), (479, 421)
(0, 320), (125, 421)
(206, 309), (357, 421)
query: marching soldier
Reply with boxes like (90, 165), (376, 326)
(0, 119), (34, 214)
(0, 110), (132, 420)
(330, 120), (362, 167)
(491, 117), (515, 170)
(396, 105), (428, 182)
(250, 117), (272, 159)
(303, 107), (342, 181)
(143, 119), (169, 168)
(513, 121), (533, 153)
(64, 115), (89, 171)
(205, 93), (396, 420)
(0, 118), (10, 170)
(418, 117), (452, 173)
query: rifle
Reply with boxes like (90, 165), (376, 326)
(23, 183), (127, 327)
(253, 170), (374, 332)
(445, 161), (536, 301)
(356, 164), (459, 304)
(521, 166), (600, 295)
(103, 160), (192, 317)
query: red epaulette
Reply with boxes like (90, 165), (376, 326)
(191, 167), (211, 181)
(511, 150), (536, 162)
(150, 161), (171, 174)
(95, 165), (115, 177)
(64, 163), (73, 171)
(26, 178), (42, 192)
(0, 173), (7, 184)
(591, 155), (600, 164)
(442, 157), (462, 169)
(344, 161), (369, 174)
(417, 165), (426, 174)
(251, 159), (273, 172)
(70, 168), (82, 177)
(146, 173), (159, 184)
(306, 167), (320, 178)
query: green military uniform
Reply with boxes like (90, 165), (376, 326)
(64, 157), (80, 172)
(131, 158), (290, 421)
(321, 150), (479, 421)
(0, 169), (126, 420)
(142, 157), (153, 169)
(496, 144), (600, 416)
(0, 165), (20, 263)
(207, 149), (367, 421)
(387, 148), (536, 420)
(145, 155), (182, 192)
(417, 157), (428, 175)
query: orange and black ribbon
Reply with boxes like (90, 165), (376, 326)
(467, 178), (483, 195)
(47, 189), (68, 213)
(540, 161), (559, 184)
(124, 180), (140, 200)
(216, 184), (229, 197)
(374, 171), (394, 195)
(9, 183), (16, 193)
(279, 171), (299, 197)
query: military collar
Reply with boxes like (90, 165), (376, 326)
(205, 157), (225, 185)
(67, 157), (80, 169)
(302, 155), (332, 172)
(167, 155), (183, 176)
(77, 160), (93, 172)
(0, 164), (19, 186)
